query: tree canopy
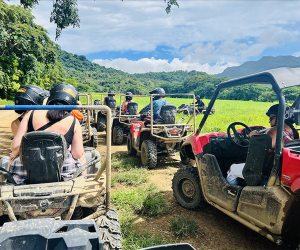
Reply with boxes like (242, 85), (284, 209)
(0, 0), (64, 98)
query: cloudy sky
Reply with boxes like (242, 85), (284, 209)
(11, 0), (300, 74)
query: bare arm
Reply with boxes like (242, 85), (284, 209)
(70, 119), (85, 161)
(267, 127), (277, 151)
(11, 119), (19, 136)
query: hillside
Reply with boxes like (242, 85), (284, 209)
(215, 55), (300, 78)
(56, 48), (208, 94)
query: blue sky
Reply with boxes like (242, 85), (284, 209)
(9, 0), (300, 74)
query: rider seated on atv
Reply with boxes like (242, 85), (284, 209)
(226, 104), (299, 185)
(8, 83), (86, 185)
(122, 92), (133, 112)
(139, 88), (170, 123)
(0, 86), (49, 172)
(195, 95), (205, 114)
(104, 91), (116, 106)
(11, 85), (49, 136)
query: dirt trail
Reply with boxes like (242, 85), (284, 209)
(0, 111), (293, 250)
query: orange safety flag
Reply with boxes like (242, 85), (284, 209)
(71, 110), (84, 120)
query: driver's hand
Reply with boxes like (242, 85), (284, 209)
(249, 130), (259, 137)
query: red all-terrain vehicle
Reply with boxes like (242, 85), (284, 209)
(172, 67), (300, 248)
(127, 93), (195, 168)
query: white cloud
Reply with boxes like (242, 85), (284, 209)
(8, 0), (300, 74)
(93, 57), (238, 74)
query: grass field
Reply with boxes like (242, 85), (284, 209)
(84, 93), (274, 133)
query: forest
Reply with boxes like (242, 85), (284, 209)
(1, 0), (300, 103)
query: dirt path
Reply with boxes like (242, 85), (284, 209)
(0, 111), (293, 250)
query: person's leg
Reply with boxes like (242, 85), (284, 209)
(226, 163), (245, 185)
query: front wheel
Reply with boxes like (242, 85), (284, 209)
(97, 116), (106, 132)
(127, 133), (137, 156)
(141, 140), (157, 169)
(172, 166), (207, 210)
(112, 125), (123, 145)
(95, 206), (122, 250)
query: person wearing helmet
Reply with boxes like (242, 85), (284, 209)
(226, 104), (299, 185)
(8, 83), (86, 184)
(11, 85), (49, 136)
(104, 91), (116, 106)
(122, 92), (133, 111)
(139, 88), (170, 120)
(195, 95), (205, 114)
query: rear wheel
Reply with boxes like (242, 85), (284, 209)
(127, 133), (137, 156)
(112, 125), (123, 145)
(172, 166), (207, 210)
(97, 116), (106, 132)
(141, 140), (157, 169)
(95, 206), (122, 250)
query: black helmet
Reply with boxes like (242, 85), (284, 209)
(196, 95), (200, 99)
(126, 92), (133, 101)
(47, 83), (78, 105)
(266, 104), (279, 116)
(15, 85), (48, 114)
(149, 88), (165, 100)
(108, 91), (115, 97)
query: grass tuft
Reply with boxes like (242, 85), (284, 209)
(112, 168), (149, 186)
(169, 216), (200, 238)
(111, 183), (168, 217)
(112, 153), (141, 170)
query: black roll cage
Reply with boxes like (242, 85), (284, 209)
(196, 67), (300, 186)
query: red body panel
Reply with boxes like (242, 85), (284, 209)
(282, 148), (300, 188)
(182, 132), (227, 155)
(131, 122), (142, 137)
(182, 125), (266, 156)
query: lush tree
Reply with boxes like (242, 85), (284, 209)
(0, 1), (63, 98)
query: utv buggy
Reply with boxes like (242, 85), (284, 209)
(173, 67), (300, 248)
(97, 93), (121, 133)
(0, 104), (121, 250)
(79, 93), (98, 148)
(177, 103), (216, 116)
(111, 94), (141, 145)
(127, 94), (195, 169)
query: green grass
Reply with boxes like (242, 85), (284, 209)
(0, 99), (14, 105)
(119, 210), (171, 250)
(112, 168), (149, 186)
(111, 153), (141, 170)
(111, 183), (168, 217)
(169, 216), (200, 238)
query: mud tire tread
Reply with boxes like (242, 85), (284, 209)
(95, 206), (122, 250)
(112, 125), (123, 145)
(172, 166), (207, 210)
(97, 116), (106, 132)
(141, 140), (157, 169)
(127, 133), (137, 156)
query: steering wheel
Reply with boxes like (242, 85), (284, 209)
(227, 122), (252, 147)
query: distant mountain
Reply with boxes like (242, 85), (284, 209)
(215, 56), (300, 78)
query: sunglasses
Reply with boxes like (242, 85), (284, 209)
(269, 116), (277, 121)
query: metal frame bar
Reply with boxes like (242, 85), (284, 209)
(0, 104), (112, 208)
(150, 93), (196, 140)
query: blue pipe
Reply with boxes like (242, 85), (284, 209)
(0, 105), (78, 110)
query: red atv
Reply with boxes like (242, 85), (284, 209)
(172, 67), (300, 248)
(127, 94), (195, 168)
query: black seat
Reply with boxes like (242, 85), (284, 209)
(242, 134), (272, 186)
(160, 104), (177, 124)
(20, 131), (68, 184)
(106, 98), (116, 110)
(127, 102), (138, 115)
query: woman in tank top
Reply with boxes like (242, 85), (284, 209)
(8, 84), (86, 184)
